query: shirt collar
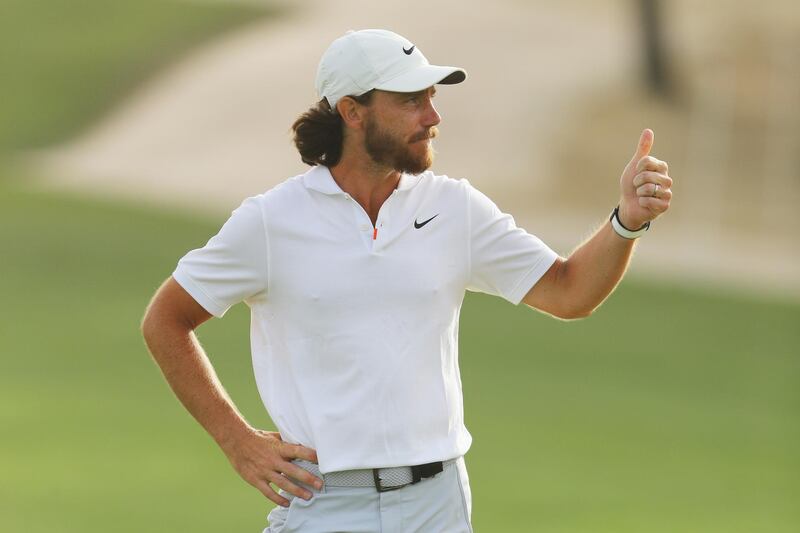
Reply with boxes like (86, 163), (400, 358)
(302, 165), (425, 195)
(396, 172), (423, 191)
(303, 165), (346, 195)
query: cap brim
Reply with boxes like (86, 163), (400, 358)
(374, 65), (467, 93)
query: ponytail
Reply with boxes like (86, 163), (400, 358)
(291, 91), (374, 167)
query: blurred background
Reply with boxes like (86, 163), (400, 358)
(1, 1), (797, 532)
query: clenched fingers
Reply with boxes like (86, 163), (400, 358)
(633, 169), (672, 202)
(636, 182), (672, 201)
(636, 155), (668, 174)
(638, 195), (670, 214)
(633, 170), (672, 189)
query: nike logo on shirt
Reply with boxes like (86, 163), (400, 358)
(414, 214), (438, 229)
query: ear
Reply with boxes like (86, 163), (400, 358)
(336, 96), (368, 131)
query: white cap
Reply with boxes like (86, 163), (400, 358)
(315, 29), (467, 109)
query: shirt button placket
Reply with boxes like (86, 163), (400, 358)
(346, 194), (374, 250)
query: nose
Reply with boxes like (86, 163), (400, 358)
(423, 98), (441, 128)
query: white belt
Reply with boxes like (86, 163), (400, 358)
(296, 458), (458, 493)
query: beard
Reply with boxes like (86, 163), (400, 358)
(364, 118), (438, 175)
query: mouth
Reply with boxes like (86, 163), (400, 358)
(411, 134), (435, 144)
(410, 127), (438, 144)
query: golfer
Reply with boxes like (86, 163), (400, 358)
(142, 29), (672, 532)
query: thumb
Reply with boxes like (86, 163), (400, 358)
(632, 128), (654, 160)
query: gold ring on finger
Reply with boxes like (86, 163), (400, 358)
(653, 183), (660, 198)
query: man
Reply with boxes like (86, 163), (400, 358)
(141, 29), (672, 532)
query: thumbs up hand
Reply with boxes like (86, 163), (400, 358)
(617, 129), (673, 230)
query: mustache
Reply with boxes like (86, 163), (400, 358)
(410, 127), (439, 143)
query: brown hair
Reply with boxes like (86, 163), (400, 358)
(291, 91), (374, 167)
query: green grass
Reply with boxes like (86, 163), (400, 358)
(0, 0), (277, 154)
(2, 2), (795, 529)
(0, 181), (797, 532)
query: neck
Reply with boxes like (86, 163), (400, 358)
(329, 151), (401, 226)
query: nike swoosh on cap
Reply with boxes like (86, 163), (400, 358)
(403, 45), (415, 55)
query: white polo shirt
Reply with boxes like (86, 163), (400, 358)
(173, 165), (558, 473)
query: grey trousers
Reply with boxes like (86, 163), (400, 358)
(264, 457), (473, 533)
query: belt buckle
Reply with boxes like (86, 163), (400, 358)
(372, 468), (405, 493)
(411, 461), (443, 483)
(372, 462), (444, 493)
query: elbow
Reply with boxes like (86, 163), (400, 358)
(545, 260), (596, 320)
(140, 306), (158, 346)
(140, 298), (171, 347)
(553, 303), (596, 320)
(556, 308), (593, 321)
(573, 307), (595, 320)
(524, 293), (597, 321)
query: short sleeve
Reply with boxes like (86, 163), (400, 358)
(172, 196), (268, 317)
(466, 182), (559, 304)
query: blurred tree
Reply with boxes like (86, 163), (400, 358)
(639, 0), (671, 97)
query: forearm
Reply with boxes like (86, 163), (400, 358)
(558, 219), (637, 316)
(142, 317), (251, 450)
